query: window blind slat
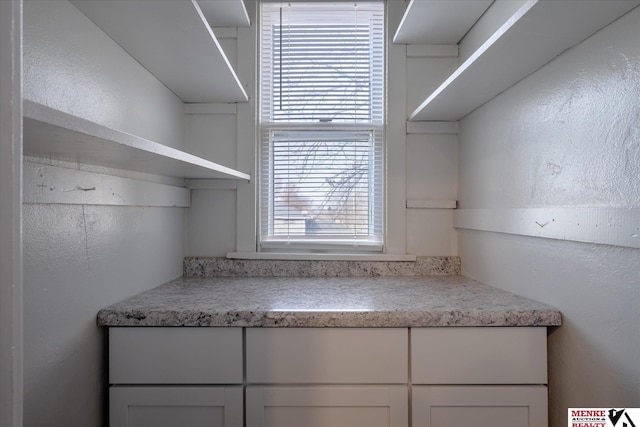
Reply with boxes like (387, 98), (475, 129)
(260, 2), (384, 249)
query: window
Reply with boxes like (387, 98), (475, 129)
(259, 1), (384, 251)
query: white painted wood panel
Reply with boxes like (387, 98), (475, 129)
(110, 386), (243, 427)
(406, 45), (458, 58)
(0, 0), (23, 424)
(409, 0), (640, 120)
(110, 328), (243, 385)
(246, 386), (408, 427)
(386, 0), (409, 255)
(23, 100), (251, 180)
(393, 0), (493, 44)
(70, 0), (248, 103)
(455, 208), (640, 249)
(411, 327), (547, 384)
(407, 200), (457, 209)
(23, 162), (190, 207)
(413, 386), (548, 427)
(406, 121), (458, 134)
(246, 328), (408, 384)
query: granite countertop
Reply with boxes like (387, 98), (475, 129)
(97, 276), (561, 327)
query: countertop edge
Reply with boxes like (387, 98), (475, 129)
(97, 308), (562, 328)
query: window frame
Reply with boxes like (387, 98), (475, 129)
(257, 0), (386, 253)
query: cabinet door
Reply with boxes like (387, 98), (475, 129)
(110, 386), (243, 427)
(246, 386), (408, 427)
(413, 386), (548, 427)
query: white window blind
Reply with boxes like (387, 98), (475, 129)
(259, 1), (384, 251)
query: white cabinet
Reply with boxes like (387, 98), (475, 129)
(411, 327), (547, 384)
(411, 327), (549, 427)
(245, 328), (408, 427)
(110, 387), (243, 427)
(109, 327), (243, 384)
(108, 326), (550, 427)
(109, 328), (244, 427)
(412, 386), (548, 427)
(246, 386), (407, 427)
(246, 328), (408, 384)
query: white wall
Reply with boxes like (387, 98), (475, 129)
(22, 1), (187, 425)
(457, 6), (640, 427)
(23, 0), (185, 149)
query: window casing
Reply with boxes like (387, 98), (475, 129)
(259, 1), (384, 251)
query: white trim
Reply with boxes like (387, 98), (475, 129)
(227, 252), (417, 261)
(407, 199), (457, 209)
(385, 0), (408, 255)
(235, 0), (258, 253)
(211, 27), (238, 39)
(23, 162), (190, 207)
(186, 179), (238, 190)
(406, 121), (459, 134)
(0, 0), (23, 424)
(184, 103), (238, 115)
(406, 44), (458, 58)
(454, 208), (640, 249)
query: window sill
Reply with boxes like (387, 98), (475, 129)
(226, 252), (417, 262)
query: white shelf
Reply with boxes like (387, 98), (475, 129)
(23, 100), (251, 181)
(70, 0), (248, 103)
(198, 0), (250, 28)
(394, 0), (492, 44)
(409, 0), (640, 121)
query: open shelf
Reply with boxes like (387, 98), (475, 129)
(70, 0), (248, 103)
(393, 0), (492, 44)
(408, 0), (640, 121)
(198, 0), (250, 28)
(23, 100), (251, 181)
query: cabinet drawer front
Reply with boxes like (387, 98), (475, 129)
(110, 386), (243, 427)
(246, 386), (408, 427)
(110, 327), (242, 384)
(411, 327), (547, 384)
(412, 385), (548, 427)
(246, 328), (408, 384)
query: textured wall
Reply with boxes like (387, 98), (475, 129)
(23, 0), (184, 148)
(23, 205), (184, 426)
(458, 6), (640, 427)
(22, 1), (187, 426)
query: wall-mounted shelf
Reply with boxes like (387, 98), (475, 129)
(408, 0), (640, 121)
(394, 0), (492, 44)
(70, 0), (248, 103)
(198, 0), (250, 28)
(23, 100), (251, 181)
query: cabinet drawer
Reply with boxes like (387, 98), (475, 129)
(110, 386), (243, 427)
(109, 327), (242, 384)
(246, 386), (408, 427)
(412, 385), (548, 427)
(246, 328), (408, 384)
(411, 327), (547, 384)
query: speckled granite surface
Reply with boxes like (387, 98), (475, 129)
(97, 276), (561, 327)
(183, 256), (461, 278)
